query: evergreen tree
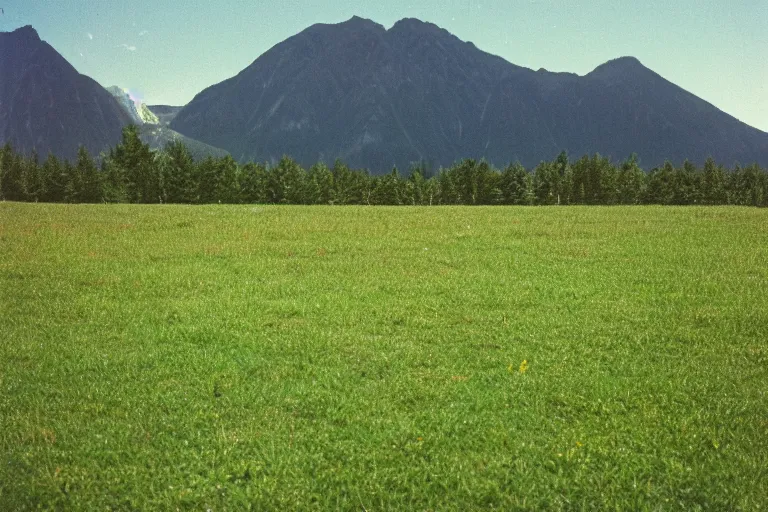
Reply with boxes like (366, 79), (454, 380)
(571, 155), (595, 204)
(215, 155), (241, 203)
(102, 154), (128, 203)
(701, 157), (727, 205)
(422, 175), (438, 206)
(22, 151), (44, 202)
(111, 125), (159, 203)
(597, 155), (618, 205)
(405, 167), (426, 205)
(0, 144), (6, 200)
(63, 160), (82, 203)
(553, 151), (572, 205)
(436, 167), (459, 205)
(533, 161), (559, 205)
(616, 154), (646, 204)
(162, 140), (196, 203)
(240, 162), (269, 203)
(40, 154), (66, 202)
(671, 160), (701, 205)
(1, 144), (25, 201)
(331, 159), (356, 205)
(499, 163), (529, 205)
(196, 157), (219, 203)
(760, 166), (768, 208)
(475, 160), (503, 205)
(371, 167), (403, 205)
(742, 164), (765, 206)
(453, 159), (481, 204)
(77, 146), (102, 203)
(645, 161), (675, 204)
(267, 156), (305, 204)
(306, 162), (334, 204)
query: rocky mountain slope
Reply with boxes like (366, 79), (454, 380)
(171, 17), (768, 172)
(0, 26), (131, 160)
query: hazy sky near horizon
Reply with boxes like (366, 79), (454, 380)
(3, 0), (767, 131)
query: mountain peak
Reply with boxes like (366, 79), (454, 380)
(339, 16), (384, 30)
(4, 25), (41, 43)
(591, 56), (646, 74)
(305, 16), (385, 35)
(389, 17), (441, 33)
(170, 18), (768, 170)
(0, 25), (131, 161)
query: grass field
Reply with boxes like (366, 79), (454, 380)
(1, 203), (767, 510)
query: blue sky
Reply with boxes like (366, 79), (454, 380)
(3, 0), (767, 131)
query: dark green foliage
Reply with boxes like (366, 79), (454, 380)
(240, 162), (269, 204)
(331, 159), (369, 205)
(1, 143), (24, 201)
(500, 163), (532, 205)
(1, 139), (766, 206)
(441, 159), (501, 205)
(533, 160), (560, 205)
(645, 161), (676, 205)
(617, 154), (645, 204)
(267, 156), (305, 204)
(371, 168), (403, 205)
(102, 155), (128, 204)
(306, 162), (334, 205)
(161, 141), (197, 204)
(62, 160), (81, 203)
(730, 164), (765, 206)
(110, 125), (161, 203)
(436, 167), (460, 205)
(39, 154), (66, 203)
(671, 160), (701, 205)
(701, 157), (728, 205)
(573, 154), (618, 205)
(77, 146), (102, 203)
(196, 157), (219, 204)
(215, 156), (242, 204)
(22, 152), (43, 202)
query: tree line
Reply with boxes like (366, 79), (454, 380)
(1, 126), (766, 206)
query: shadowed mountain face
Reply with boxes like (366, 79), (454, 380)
(0, 26), (131, 160)
(172, 17), (768, 172)
(146, 105), (184, 127)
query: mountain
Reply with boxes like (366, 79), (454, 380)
(0, 26), (131, 160)
(106, 86), (142, 123)
(146, 105), (183, 126)
(171, 17), (768, 172)
(137, 103), (159, 125)
(137, 123), (229, 160)
(105, 90), (228, 160)
(142, 105), (229, 159)
(106, 86), (160, 125)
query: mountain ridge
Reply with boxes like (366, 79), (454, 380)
(171, 16), (768, 171)
(0, 26), (132, 160)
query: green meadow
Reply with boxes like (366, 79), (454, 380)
(1, 203), (767, 510)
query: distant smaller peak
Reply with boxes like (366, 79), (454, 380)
(392, 17), (426, 27)
(611, 56), (643, 66)
(389, 17), (441, 33)
(305, 16), (384, 34)
(339, 15), (384, 31)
